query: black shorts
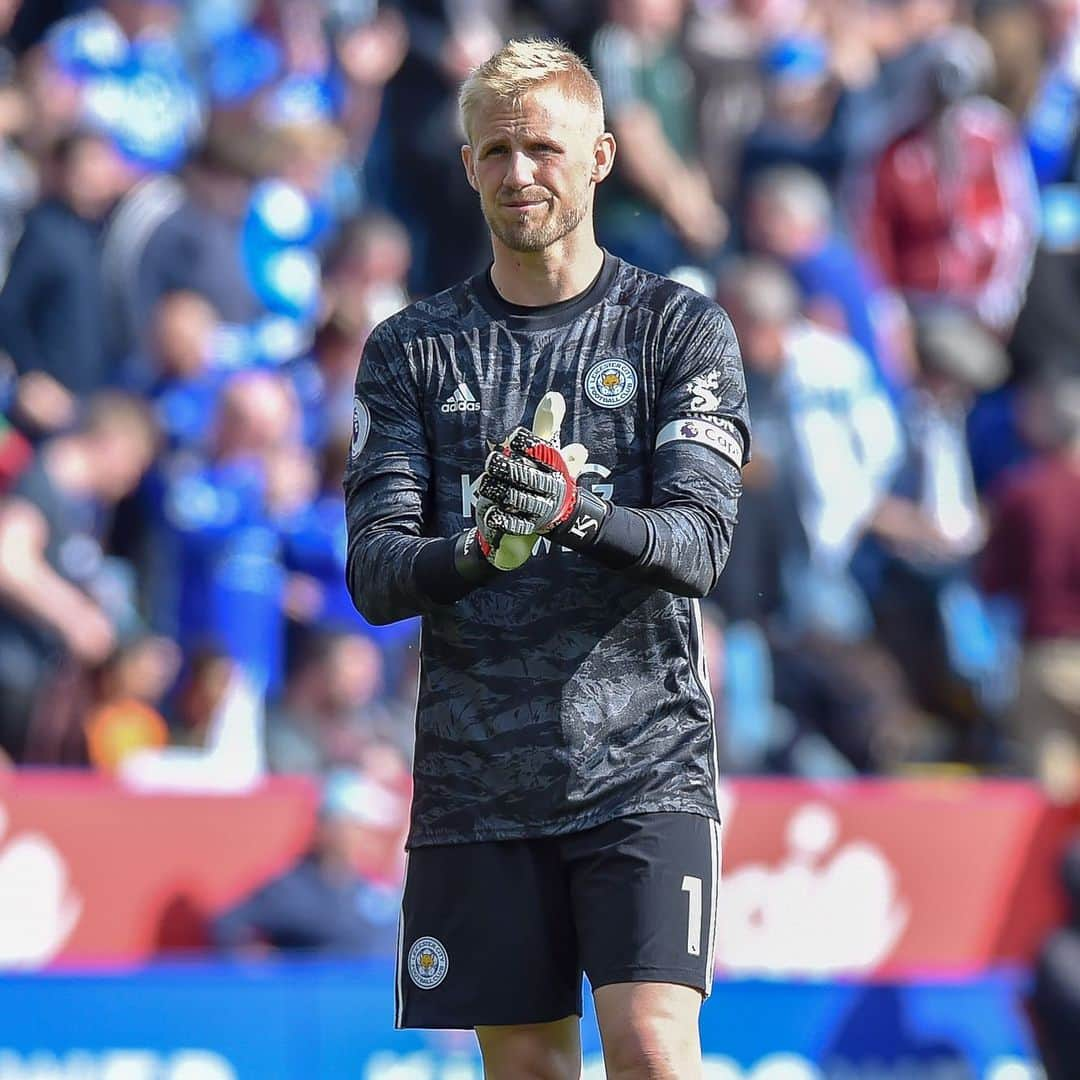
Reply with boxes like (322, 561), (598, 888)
(394, 811), (721, 1029)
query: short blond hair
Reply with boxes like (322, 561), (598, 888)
(458, 38), (604, 144)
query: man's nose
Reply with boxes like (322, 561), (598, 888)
(504, 150), (536, 189)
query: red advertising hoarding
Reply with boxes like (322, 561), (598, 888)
(0, 773), (1072, 975)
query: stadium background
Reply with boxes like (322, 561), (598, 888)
(0, 0), (1079, 1076)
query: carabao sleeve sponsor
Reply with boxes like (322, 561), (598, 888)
(654, 296), (750, 467)
(655, 417), (744, 470)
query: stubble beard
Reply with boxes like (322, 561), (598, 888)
(484, 192), (589, 253)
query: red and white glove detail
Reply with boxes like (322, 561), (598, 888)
(478, 427), (578, 535)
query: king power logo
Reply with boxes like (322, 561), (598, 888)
(460, 464), (613, 547)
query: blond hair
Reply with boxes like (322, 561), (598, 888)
(458, 38), (604, 143)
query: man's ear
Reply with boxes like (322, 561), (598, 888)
(592, 132), (616, 184)
(461, 144), (479, 192)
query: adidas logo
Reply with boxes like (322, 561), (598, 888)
(441, 384), (481, 414)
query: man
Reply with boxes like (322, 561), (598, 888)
(981, 375), (1080, 798)
(212, 769), (405, 957)
(344, 38), (748, 1079)
(712, 258), (909, 773)
(0, 391), (159, 761)
(714, 258), (901, 615)
(862, 27), (1039, 335)
(745, 165), (906, 398)
(1034, 836), (1080, 1078)
(0, 129), (135, 394)
(590, 0), (727, 273)
(160, 371), (316, 695)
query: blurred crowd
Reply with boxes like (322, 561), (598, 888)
(0, 0), (1079, 820)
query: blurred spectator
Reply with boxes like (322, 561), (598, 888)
(118, 647), (266, 793)
(978, 0), (1046, 122)
(0, 130), (134, 393)
(860, 310), (1010, 753)
(1009, 184), (1080, 381)
(1018, 0), (1080, 186)
(738, 33), (850, 201)
(0, 355), (76, 492)
(329, 0), (408, 185)
(139, 290), (222, 445)
(681, 1), (767, 209)
(713, 258), (913, 773)
(1034, 837), (1080, 1079)
(592, 0), (727, 273)
(116, 127), (263, 359)
(266, 629), (411, 773)
(0, 392), (159, 762)
(0, 0), (34, 274)
(745, 164), (910, 395)
(160, 371), (316, 694)
(382, 0), (503, 293)
(322, 210), (412, 329)
(981, 374), (1080, 797)
(288, 316), (367, 450)
(716, 257), (902, 632)
(149, 289), (219, 382)
(83, 634), (180, 772)
(211, 769), (404, 957)
(862, 27), (1040, 335)
(841, 0), (963, 166)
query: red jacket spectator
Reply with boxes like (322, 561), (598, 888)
(863, 35), (1038, 334)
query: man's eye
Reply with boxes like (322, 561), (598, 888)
(484, 146), (507, 157)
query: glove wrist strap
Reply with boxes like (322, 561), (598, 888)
(454, 528), (501, 583)
(550, 488), (609, 551)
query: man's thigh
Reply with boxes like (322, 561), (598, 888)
(396, 837), (583, 1029)
(564, 811), (721, 995)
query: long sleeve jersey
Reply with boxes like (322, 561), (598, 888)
(344, 253), (749, 846)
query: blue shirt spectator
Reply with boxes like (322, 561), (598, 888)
(744, 165), (907, 398)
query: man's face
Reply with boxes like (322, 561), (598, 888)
(94, 430), (155, 501)
(462, 84), (614, 254)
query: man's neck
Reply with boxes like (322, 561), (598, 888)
(489, 235), (605, 308)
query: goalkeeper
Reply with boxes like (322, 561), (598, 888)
(343, 37), (748, 1080)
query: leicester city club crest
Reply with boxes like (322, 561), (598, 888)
(585, 359), (637, 409)
(408, 936), (449, 989)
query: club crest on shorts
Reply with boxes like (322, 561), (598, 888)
(585, 359), (637, 409)
(408, 936), (449, 989)
(351, 396), (370, 459)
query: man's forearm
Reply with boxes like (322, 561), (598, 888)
(612, 106), (700, 217)
(559, 500), (735, 598)
(346, 528), (496, 625)
(552, 448), (743, 598)
(0, 558), (102, 642)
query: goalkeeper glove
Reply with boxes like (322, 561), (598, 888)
(471, 499), (536, 571)
(477, 426), (608, 550)
(469, 391), (571, 571)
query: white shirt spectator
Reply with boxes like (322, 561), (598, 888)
(780, 320), (903, 570)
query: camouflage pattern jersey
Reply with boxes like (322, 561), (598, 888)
(344, 253), (749, 847)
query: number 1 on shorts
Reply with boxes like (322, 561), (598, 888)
(681, 875), (702, 957)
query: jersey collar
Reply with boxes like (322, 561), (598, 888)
(471, 250), (618, 331)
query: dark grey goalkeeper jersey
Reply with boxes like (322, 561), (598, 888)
(344, 253), (749, 847)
